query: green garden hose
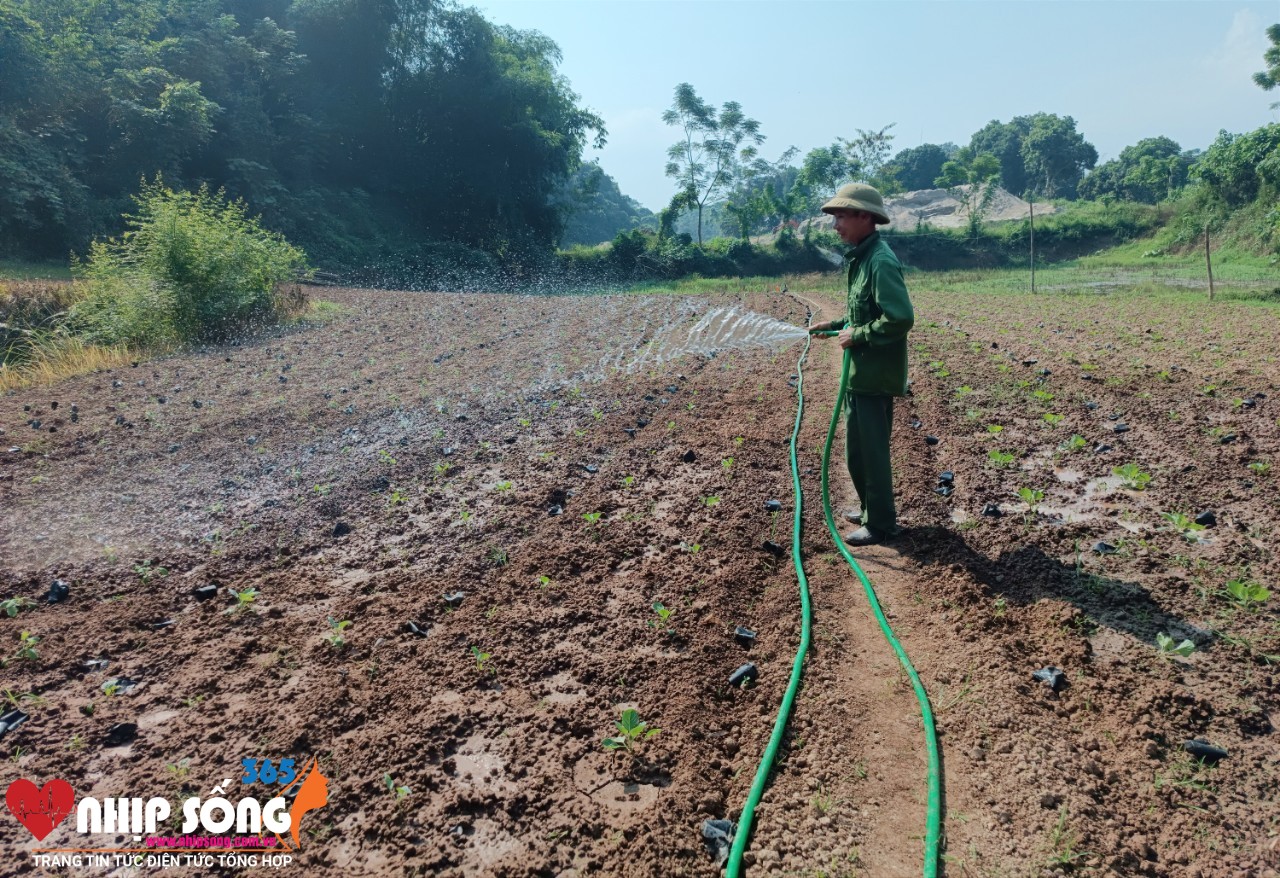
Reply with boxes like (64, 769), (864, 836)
(724, 331), (941, 878)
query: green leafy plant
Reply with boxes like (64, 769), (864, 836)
(987, 449), (1015, 468)
(986, 424), (1004, 435)
(494, 481), (513, 493)
(1062, 434), (1087, 453)
(1156, 632), (1196, 657)
(1161, 511), (1206, 541)
(326, 617), (352, 648)
(601, 708), (660, 755)
(1248, 460), (1271, 475)
(376, 449), (397, 467)
(383, 773), (411, 799)
(648, 601), (674, 632)
(386, 488), (408, 507)
(702, 495), (721, 507)
(0, 597), (37, 618)
(1017, 487), (1045, 514)
(1042, 413), (1064, 427)
(6, 631), (40, 665)
(721, 457), (734, 476)
(225, 587), (260, 615)
(1031, 389), (1054, 403)
(470, 646), (494, 674)
(71, 178), (308, 347)
(1113, 463), (1151, 491)
(1223, 579), (1271, 609)
(133, 559), (168, 583)
(620, 475), (635, 489)
(954, 385), (973, 396)
(536, 574), (553, 590)
(582, 511), (603, 524)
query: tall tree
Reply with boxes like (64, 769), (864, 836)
(1253, 22), (1280, 107)
(1019, 113), (1097, 198)
(662, 83), (764, 245)
(888, 143), (955, 192)
(935, 148), (1001, 236)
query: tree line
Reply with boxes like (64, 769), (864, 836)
(0, 0), (603, 268)
(653, 24), (1280, 253)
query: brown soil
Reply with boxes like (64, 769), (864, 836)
(0, 284), (1277, 877)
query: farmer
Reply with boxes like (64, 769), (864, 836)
(808, 183), (914, 545)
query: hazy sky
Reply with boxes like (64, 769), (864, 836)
(470, 0), (1278, 211)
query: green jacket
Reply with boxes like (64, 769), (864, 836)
(829, 232), (914, 396)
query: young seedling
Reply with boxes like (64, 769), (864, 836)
(470, 646), (494, 674)
(721, 457), (734, 478)
(1062, 434), (1087, 453)
(1161, 511), (1206, 541)
(1247, 461), (1271, 475)
(383, 773), (411, 799)
(0, 597), (36, 618)
(986, 424), (1004, 435)
(536, 574), (553, 590)
(6, 631), (40, 665)
(386, 488), (408, 507)
(1156, 632), (1196, 657)
(1017, 487), (1045, 515)
(648, 602), (674, 633)
(225, 587), (260, 615)
(582, 511), (603, 524)
(1113, 463), (1151, 491)
(601, 708), (660, 755)
(326, 617), (352, 648)
(1223, 579), (1271, 610)
(1042, 413), (1064, 427)
(494, 481), (513, 493)
(134, 560), (169, 584)
(701, 496), (721, 507)
(376, 449), (397, 467)
(987, 449), (1015, 468)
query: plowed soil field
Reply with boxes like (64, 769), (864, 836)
(1, 282), (1277, 878)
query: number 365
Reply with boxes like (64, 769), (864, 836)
(241, 758), (296, 785)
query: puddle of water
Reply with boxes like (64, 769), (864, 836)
(452, 732), (513, 792)
(1053, 468), (1084, 484)
(462, 819), (524, 877)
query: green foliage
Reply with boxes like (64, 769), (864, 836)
(0, 597), (37, 618)
(1017, 487), (1045, 511)
(225, 587), (259, 615)
(326, 617), (352, 648)
(1113, 463), (1151, 491)
(1078, 136), (1193, 204)
(383, 773), (411, 799)
(1161, 511), (1206, 540)
(1223, 579), (1270, 609)
(663, 83), (765, 245)
(470, 645), (494, 674)
(1155, 633), (1196, 657)
(72, 180), (308, 347)
(987, 449), (1015, 468)
(601, 708), (660, 754)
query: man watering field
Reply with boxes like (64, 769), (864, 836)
(808, 183), (915, 545)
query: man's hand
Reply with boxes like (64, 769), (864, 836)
(807, 321), (833, 334)
(838, 327), (857, 349)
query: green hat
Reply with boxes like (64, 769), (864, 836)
(821, 183), (891, 224)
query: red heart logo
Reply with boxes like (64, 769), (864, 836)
(6, 778), (75, 841)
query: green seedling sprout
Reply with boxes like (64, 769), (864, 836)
(225, 587), (260, 615)
(1223, 579), (1271, 609)
(383, 773), (411, 799)
(133, 560), (168, 583)
(5, 631), (40, 666)
(1063, 434), (1087, 453)
(649, 602), (674, 632)
(0, 597), (37, 618)
(1017, 487), (1045, 514)
(1112, 463), (1151, 491)
(470, 646), (494, 674)
(1160, 511), (1206, 541)
(601, 708), (660, 755)
(1156, 633), (1196, 657)
(1247, 461), (1271, 475)
(986, 424), (1004, 435)
(494, 481), (513, 493)
(377, 449), (397, 467)
(987, 450), (1015, 468)
(536, 574), (553, 590)
(582, 511), (603, 524)
(702, 495), (721, 507)
(1042, 413), (1064, 427)
(326, 617), (352, 648)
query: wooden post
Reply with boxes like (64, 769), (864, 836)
(1029, 200), (1036, 294)
(1205, 223), (1215, 301)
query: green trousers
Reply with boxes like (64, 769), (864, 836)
(844, 392), (898, 535)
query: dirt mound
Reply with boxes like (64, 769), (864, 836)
(806, 185), (1055, 232)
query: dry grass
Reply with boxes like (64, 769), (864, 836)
(0, 279), (141, 390)
(0, 335), (138, 392)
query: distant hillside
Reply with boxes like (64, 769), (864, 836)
(558, 165), (657, 247)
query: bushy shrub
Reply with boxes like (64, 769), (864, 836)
(71, 179), (308, 346)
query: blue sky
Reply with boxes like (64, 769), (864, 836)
(470, 0), (1278, 211)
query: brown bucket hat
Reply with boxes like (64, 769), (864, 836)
(821, 183), (891, 224)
